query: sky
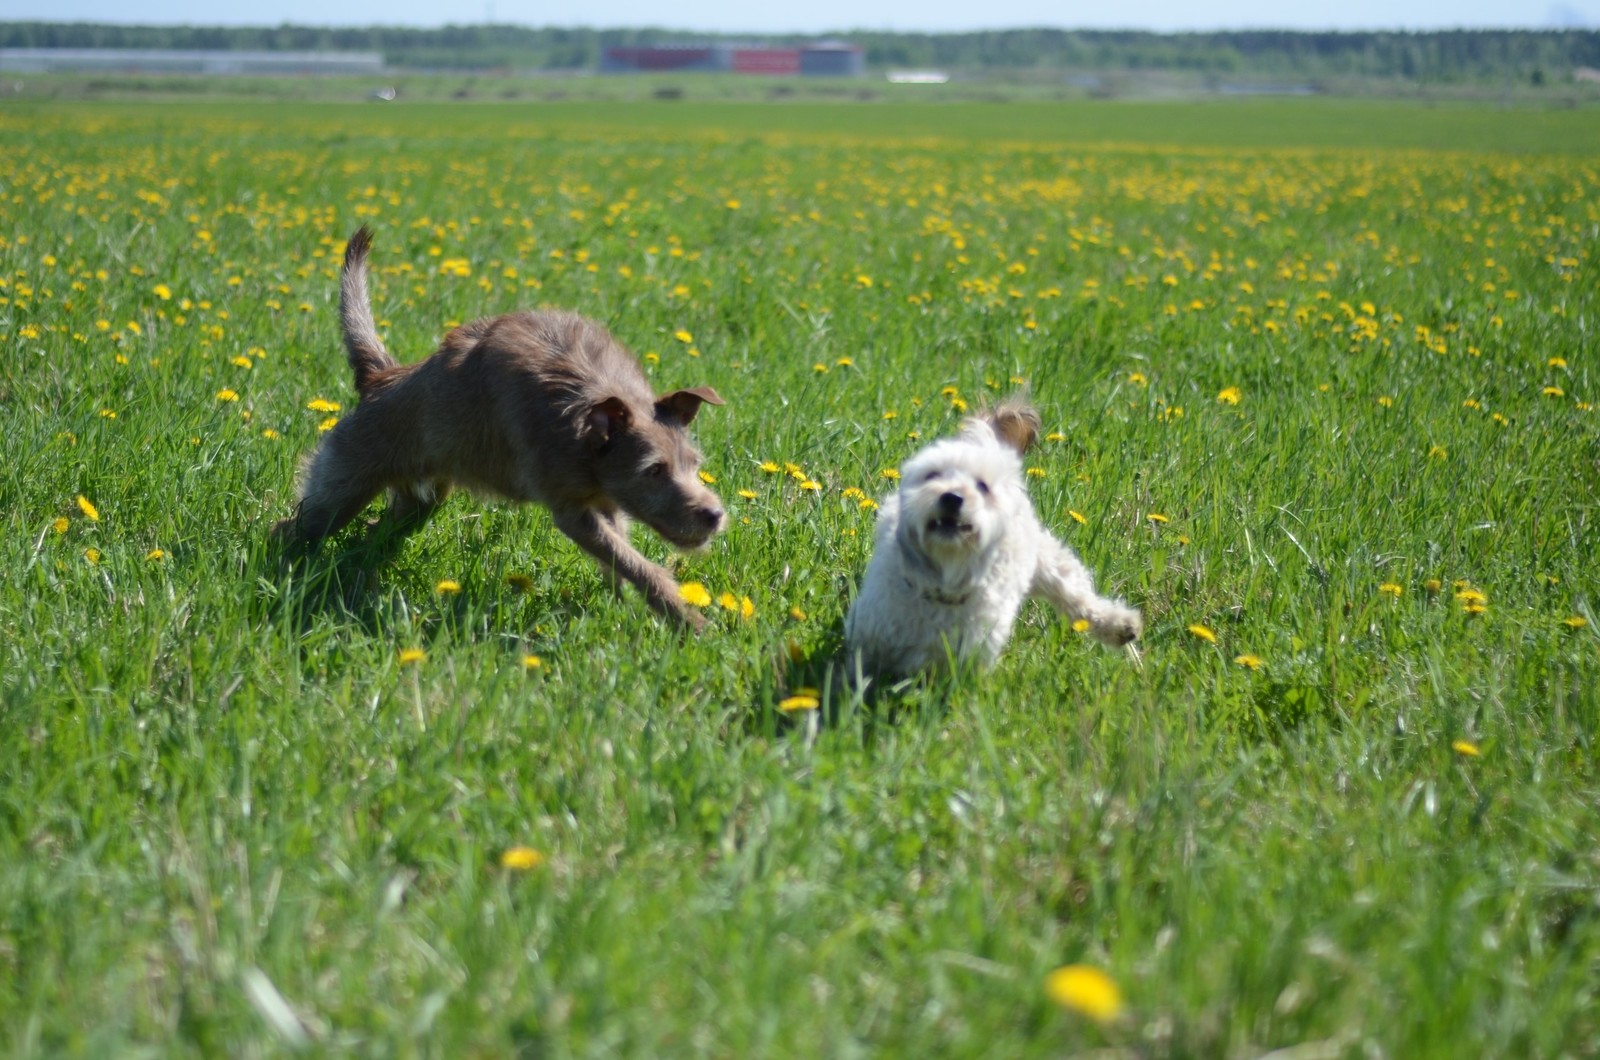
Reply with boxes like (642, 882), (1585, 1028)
(4, 0), (1594, 34)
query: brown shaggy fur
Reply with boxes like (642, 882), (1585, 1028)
(272, 226), (727, 630)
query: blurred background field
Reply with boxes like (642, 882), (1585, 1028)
(1, 95), (1597, 1055)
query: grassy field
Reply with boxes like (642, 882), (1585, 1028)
(2, 98), (1597, 1056)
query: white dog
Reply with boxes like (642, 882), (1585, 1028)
(845, 399), (1142, 678)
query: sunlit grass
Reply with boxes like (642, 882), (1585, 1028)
(1, 100), (1596, 1057)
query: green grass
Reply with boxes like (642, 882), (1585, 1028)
(2, 99), (1597, 1056)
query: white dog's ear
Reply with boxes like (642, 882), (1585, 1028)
(986, 399), (1040, 454)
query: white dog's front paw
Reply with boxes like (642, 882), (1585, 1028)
(1090, 601), (1143, 647)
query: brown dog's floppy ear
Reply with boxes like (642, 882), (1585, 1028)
(586, 396), (631, 449)
(656, 386), (724, 426)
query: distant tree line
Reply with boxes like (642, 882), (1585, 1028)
(3, 22), (1598, 81)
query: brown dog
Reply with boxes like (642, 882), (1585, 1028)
(272, 226), (727, 629)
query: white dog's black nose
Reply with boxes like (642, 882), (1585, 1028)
(937, 491), (964, 514)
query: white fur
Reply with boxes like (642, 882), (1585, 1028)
(845, 415), (1142, 678)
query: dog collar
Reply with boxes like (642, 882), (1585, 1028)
(913, 580), (972, 607)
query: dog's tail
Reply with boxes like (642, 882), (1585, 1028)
(340, 226), (399, 398)
(982, 395), (1041, 455)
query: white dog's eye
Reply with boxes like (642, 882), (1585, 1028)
(977, 480), (991, 495)
(923, 470), (942, 483)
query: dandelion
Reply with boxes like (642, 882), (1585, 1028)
(51, 517), (69, 534)
(500, 846), (544, 870)
(1454, 587), (1487, 606)
(1542, 386), (1565, 398)
(1072, 619), (1091, 633)
(788, 606), (808, 622)
(1045, 964), (1124, 1024)
(262, 428), (281, 440)
(152, 283), (172, 301)
(436, 579), (461, 594)
(76, 495), (100, 521)
(1452, 740), (1481, 757)
(1563, 615), (1588, 629)
(1234, 653), (1263, 670)
(1187, 624), (1217, 643)
(1027, 467), (1046, 478)
(146, 548), (166, 561)
(317, 417), (339, 433)
(306, 398), (341, 413)
(1549, 357), (1567, 368)
(1045, 431), (1065, 443)
(1423, 578), (1443, 595)
(724, 198), (741, 210)
(673, 329), (693, 344)
(779, 691), (820, 712)
(230, 356), (252, 369)
(1068, 510), (1087, 525)
(1379, 583), (1403, 597)
(881, 468), (900, 481)
(1127, 371), (1148, 387)
(216, 388), (239, 402)
(679, 582), (712, 608)
(836, 357), (854, 368)
(522, 654), (543, 671)
(1377, 395), (1394, 408)
(398, 648), (426, 665)
(84, 547), (102, 565)
(1216, 386), (1241, 405)
(1146, 513), (1169, 524)
(737, 488), (758, 500)
(1427, 446), (1447, 460)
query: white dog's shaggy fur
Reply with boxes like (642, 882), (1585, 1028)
(845, 399), (1142, 678)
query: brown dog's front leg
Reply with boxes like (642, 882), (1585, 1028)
(552, 508), (706, 631)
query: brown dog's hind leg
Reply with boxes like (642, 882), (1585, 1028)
(552, 507), (705, 631)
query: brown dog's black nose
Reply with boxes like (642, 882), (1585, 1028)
(937, 491), (964, 513)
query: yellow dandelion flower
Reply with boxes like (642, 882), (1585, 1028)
(1045, 431), (1065, 442)
(881, 468), (901, 480)
(306, 398), (341, 413)
(1563, 615), (1588, 629)
(788, 606), (808, 622)
(1427, 446), (1447, 460)
(1543, 386), (1565, 397)
(673, 329), (693, 344)
(230, 355), (252, 369)
(1026, 467), (1046, 478)
(1127, 371), (1148, 387)
(698, 470), (716, 485)
(836, 357), (854, 368)
(152, 283), (172, 301)
(317, 417), (339, 433)
(262, 428), (281, 440)
(779, 692), (820, 713)
(758, 460), (781, 474)
(500, 846), (544, 870)
(99, 409), (117, 419)
(1071, 618), (1091, 633)
(1548, 356), (1567, 368)
(679, 582), (712, 608)
(1454, 588), (1487, 605)
(1423, 578), (1443, 594)
(216, 388), (239, 402)
(522, 654), (543, 671)
(1379, 583), (1403, 597)
(800, 480), (821, 492)
(737, 488), (758, 500)
(84, 547), (102, 565)
(1452, 740), (1481, 757)
(76, 495), (100, 521)
(398, 647), (426, 665)
(724, 198), (741, 210)
(1377, 395), (1394, 408)
(51, 517), (69, 534)
(1234, 654), (1263, 670)
(858, 496), (878, 511)
(1146, 512), (1169, 524)
(813, 363), (829, 374)
(146, 548), (166, 561)
(436, 579), (461, 594)
(1068, 510), (1087, 525)
(1187, 624), (1217, 644)
(1045, 965), (1124, 1024)
(1216, 386), (1242, 405)
(1463, 602), (1488, 617)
